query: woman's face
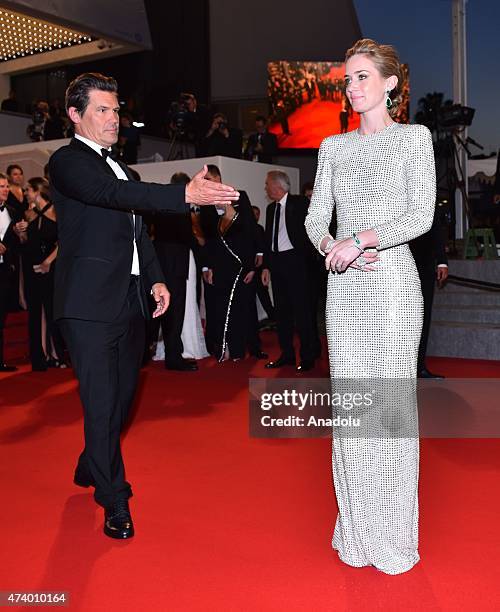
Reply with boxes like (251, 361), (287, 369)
(26, 185), (37, 205)
(9, 168), (24, 187)
(344, 54), (395, 116)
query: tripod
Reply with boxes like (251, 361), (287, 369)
(166, 129), (193, 161)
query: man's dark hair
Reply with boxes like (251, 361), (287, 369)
(255, 115), (267, 124)
(170, 172), (191, 185)
(65, 72), (118, 118)
(6, 164), (23, 176)
(301, 181), (314, 195)
(206, 164), (221, 178)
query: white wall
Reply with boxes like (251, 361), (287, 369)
(131, 156), (300, 217)
(0, 111), (33, 147)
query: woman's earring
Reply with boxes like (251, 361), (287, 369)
(385, 90), (393, 109)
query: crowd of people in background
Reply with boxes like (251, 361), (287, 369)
(0, 154), (326, 374)
(268, 60), (353, 135)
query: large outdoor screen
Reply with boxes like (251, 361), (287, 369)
(268, 61), (410, 149)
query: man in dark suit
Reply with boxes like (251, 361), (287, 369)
(0, 173), (22, 371)
(244, 116), (278, 164)
(49, 73), (239, 539)
(149, 171), (197, 371)
(251, 205), (275, 324)
(410, 211), (448, 378)
(261, 171), (316, 372)
(202, 113), (243, 159)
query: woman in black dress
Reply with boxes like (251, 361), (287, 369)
(20, 178), (65, 370)
(6, 164), (28, 215)
(202, 171), (261, 362)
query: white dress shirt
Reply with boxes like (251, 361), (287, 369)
(0, 204), (12, 264)
(75, 133), (140, 276)
(272, 192), (294, 252)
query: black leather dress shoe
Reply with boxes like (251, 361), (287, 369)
(0, 364), (18, 372)
(104, 499), (134, 539)
(250, 350), (268, 360)
(265, 356), (295, 369)
(296, 360), (314, 372)
(165, 359), (198, 371)
(418, 368), (444, 379)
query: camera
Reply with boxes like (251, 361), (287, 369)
(218, 121), (228, 131)
(168, 99), (189, 136)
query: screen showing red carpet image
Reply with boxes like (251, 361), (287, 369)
(268, 60), (410, 149)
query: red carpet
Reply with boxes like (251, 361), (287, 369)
(269, 99), (360, 149)
(1, 312), (500, 611)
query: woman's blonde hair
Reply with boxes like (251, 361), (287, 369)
(345, 38), (404, 117)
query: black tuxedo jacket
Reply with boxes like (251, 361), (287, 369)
(263, 194), (311, 266)
(49, 137), (188, 322)
(410, 212), (448, 267)
(0, 202), (22, 270)
(151, 210), (192, 281)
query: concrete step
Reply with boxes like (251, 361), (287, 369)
(433, 289), (500, 306)
(428, 320), (500, 360)
(432, 304), (500, 324)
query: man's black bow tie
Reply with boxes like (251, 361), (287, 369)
(0, 204), (6, 212)
(101, 148), (118, 162)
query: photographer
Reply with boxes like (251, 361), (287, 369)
(202, 112), (243, 159)
(167, 93), (208, 156)
(27, 101), (49, 142)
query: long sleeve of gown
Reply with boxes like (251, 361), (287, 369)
(374, 124), (436, 250)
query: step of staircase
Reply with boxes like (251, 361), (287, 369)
(428, 320), (500, 360)
(428, 261), (500, 360)
(432, 304), (500, 324)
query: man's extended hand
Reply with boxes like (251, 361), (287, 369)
(185, 165), (239, 206)
(151, 283), (170, 318)
(261, 268), (270, 286)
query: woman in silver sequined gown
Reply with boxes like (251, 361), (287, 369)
(305, 39), (436, 575)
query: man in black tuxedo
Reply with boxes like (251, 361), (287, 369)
(410, 212), (448, 378)
(49, 73), (239, 539)
(244, 116), (278, 164)
(261, 171), (316, 372)
(0, 173), (22, 371)
(149, 172), (197, 371)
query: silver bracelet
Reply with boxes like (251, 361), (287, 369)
(323, 237), (336, 254)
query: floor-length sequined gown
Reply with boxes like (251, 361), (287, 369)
(305, 122), (436, 575)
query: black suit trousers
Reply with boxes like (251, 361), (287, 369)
(415, 259), (436, 371)
(270, 250), (314, 362)
(59, 277), (144, 508)
(160, 274), (186, 365)
(0, 264), (11, 364)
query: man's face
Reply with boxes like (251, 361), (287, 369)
(9, 168), (23, 186)
(265, 177), (285, 201)
(205, 172), (221, 184)
(256, 120), (266, 134)
(69, 89), (120, 147)
(0, 179), (10, 203)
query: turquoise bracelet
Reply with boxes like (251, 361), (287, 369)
(352, 233), (364, 252)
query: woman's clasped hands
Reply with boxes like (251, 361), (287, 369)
(325, 236), (379, 273)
